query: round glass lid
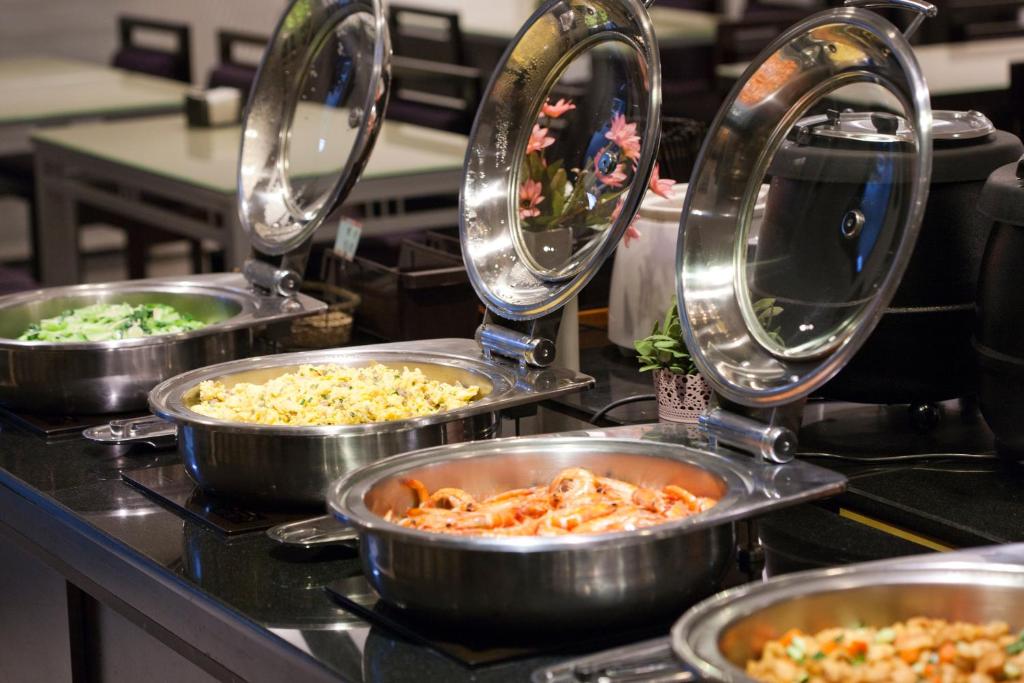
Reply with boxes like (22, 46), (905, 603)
(461, 0), (661, 321)
(678, 6), (932, 407)
(238, 0), (389, 256)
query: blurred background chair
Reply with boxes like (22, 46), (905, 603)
(1009, 61), (1024, 139)
(713, 9), (810, 65)
(917, 0), (1024, 43)
(385, 5), (481, 134)
(105, 16), (204, 278)
(207, 30), (267, 97)
(111, 16), (192, 83)
(0, 159), (38, 287)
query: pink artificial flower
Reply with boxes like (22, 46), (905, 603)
(527, 124), (555, 155)
(611, 197), (625, 223)
(648, 163), (677, 199)
(519, 178), (544, 219)
(611, 198), (641, 247)
(594, 153), (627, 188)
(623, 224), (642, 247)
(541, 98), (576, 118)
(605, 114), (641, 161)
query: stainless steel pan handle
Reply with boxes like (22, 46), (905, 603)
(843, 0), (937, 40)
(266, 515), (360, 549)
(533, 637), (695, 683)
(82, 415), (178, 448)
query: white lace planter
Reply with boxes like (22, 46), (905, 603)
(653, 369), (712, 424)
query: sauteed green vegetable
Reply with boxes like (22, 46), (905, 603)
(18, 303), (205, 342)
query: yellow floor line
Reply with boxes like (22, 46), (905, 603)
(839, 508), (955, 552)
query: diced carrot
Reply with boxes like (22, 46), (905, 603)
(821, 640), (838, 655)
(847, 641), (869, 657)
(780, 629), (804, 647)
(939, 642), (956, 663)
(899, 648), (921, 664)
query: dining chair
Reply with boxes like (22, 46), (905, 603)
(916, 0), (1024, 43)
(111, 16), (193, 83)
(106, 17), (208, 279)
(714, 9), (810, 66)
(207, 30), (267, 97)
(0, 154), (39, 282)
(1009, 61), (1024, 139)
(385, 5), (481, 134)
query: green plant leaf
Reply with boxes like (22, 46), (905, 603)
(526, 152), (545, 183)
(545, 158), (564, 182)
(634, 340), (655, 356)
(549, 168), (567, 217)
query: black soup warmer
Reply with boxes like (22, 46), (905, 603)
(754, 110), (1021, 409)
(976, 158), (1024, 456)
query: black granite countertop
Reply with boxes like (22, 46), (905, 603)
(0, 344), (1015, 682)
(0, 418), (931, 683)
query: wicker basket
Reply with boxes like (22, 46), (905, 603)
(657, 117), (708, 182)
(285, 281), (361, 350)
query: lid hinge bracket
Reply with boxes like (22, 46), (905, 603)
(475, 310), (559, 369)
(699, 401), (802, 464)
(243, 238), (313, 298)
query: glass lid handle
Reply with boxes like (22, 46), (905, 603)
(843, 0), (937, 40)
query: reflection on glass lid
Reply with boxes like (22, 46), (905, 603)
(676, 7), (932, 407)
(238, 0), (387, 256)
(743, 83), (920, 359)
(460, 0), (661, 322)
(515, 39), (654, 279)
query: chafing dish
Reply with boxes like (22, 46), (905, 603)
(674, 547), (1024, 681)
(327, 425), (846, 628)
(0, 273), (322, 414)
(141, 338), (591, 507)
(536, 544), (1024, 682)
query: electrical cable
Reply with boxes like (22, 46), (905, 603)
(589, 394), (657, 425)
(798, 451), (998, 463)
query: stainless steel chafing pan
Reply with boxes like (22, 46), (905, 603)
(0, 273), (322, 414)
(672, 549), (1024, 682)
(145, 338), (593, 507)
(535, 545), (1024, 683)
(327, 425), (846, 629)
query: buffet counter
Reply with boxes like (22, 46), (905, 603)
(0, 345), (1010, 682)
(554, 346), (1020, 550)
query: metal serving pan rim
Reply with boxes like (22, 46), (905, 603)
(149, 339), (593, 437)
(328, 433), (847, 552)
(0, 275), (317, 351)
(671, 558), (1024, 682)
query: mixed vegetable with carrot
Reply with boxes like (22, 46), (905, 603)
(746, 618), (1024, 683)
